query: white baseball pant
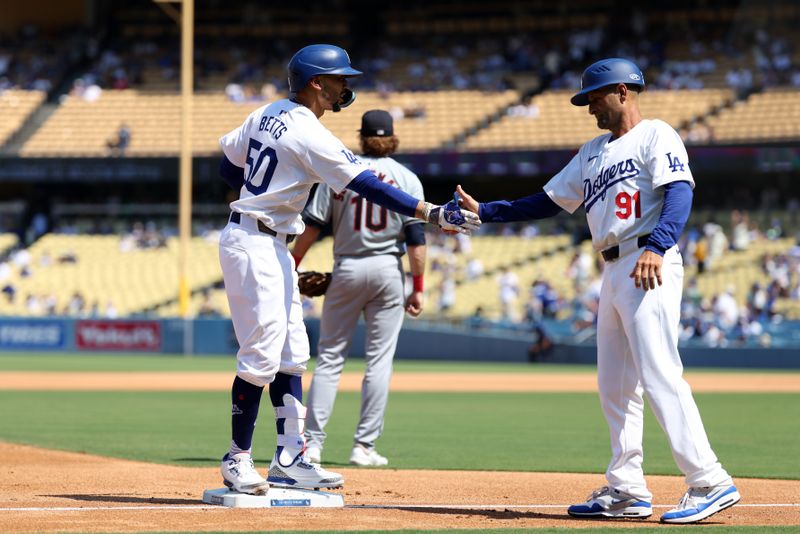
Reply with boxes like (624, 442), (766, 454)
(219, 218), (309, 386)
(596, 243), (731, 500)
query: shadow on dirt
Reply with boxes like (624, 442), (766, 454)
(44, 494), (201, 505)
(375, 507), (727, 525)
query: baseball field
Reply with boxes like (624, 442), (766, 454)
(1, 353), (798, 533)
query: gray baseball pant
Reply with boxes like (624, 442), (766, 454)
(305, 254), (405, 451)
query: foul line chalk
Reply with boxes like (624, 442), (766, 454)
(351, 503), (800, 509)
(0, 503), (798, 512)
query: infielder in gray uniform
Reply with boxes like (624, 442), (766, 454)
(291, 110), (426, 466)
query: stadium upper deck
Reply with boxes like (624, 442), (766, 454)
(1, 0), (799, 154)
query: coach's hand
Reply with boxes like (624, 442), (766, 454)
(630, 250), (663, 291)
(455, 185), (479, 214)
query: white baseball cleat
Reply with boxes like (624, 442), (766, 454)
(220, 453), (270, 495)
(305, 444), (322, 464)
(567, 486), (652, 518)
(349, 444), (388, 466)
(660, 484), (741, 524)
(267, 452), (344, 489)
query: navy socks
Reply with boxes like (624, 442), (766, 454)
(229, 375), (264, 455)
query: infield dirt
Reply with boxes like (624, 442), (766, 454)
(1, 371), (798, 532)
(2, 370), (799, 392)
(2, 442), (799, 532)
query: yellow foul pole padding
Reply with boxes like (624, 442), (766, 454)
(178, 0), (194, 318)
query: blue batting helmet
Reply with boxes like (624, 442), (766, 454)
(570, 58), (645, 106)
(287, 44), (363, 94)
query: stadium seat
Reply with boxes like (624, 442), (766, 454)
(465, 89), (734, 151)
(0, 90), (46, 146)
(20, 90), (518, 156)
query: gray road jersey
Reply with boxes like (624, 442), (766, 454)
(304, 156), (424, 257)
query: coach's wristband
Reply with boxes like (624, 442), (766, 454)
(412, 274), (424, 292)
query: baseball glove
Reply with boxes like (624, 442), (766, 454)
(298, 271), (332, 297)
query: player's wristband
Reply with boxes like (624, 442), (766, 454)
(422, 202), (439, 224)
(412, 274), (424, 292)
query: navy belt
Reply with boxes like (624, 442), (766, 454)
(601, 234), (651, 262)
(229, 212), (296, 244)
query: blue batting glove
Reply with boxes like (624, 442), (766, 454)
(443, 192), (466, 225)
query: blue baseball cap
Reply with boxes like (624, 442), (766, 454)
(571, 58), (645, 106)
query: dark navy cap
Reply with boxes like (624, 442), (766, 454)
(359, 109), (394, 137)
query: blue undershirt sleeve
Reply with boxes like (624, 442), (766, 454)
(219, 155), (244, 191)
(346, 170), (419, 218)
(478, 191), (563, 222)
(404, 222), (426, 246)
(645, 180), (693, 256)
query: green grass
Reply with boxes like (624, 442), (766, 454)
(1, 353), (796, 484)
(2, 352), (796, 374)
(1, 354), (796, 531)
(0, 352), (239, 372)
(0, 389), (796, 479)
(0, 352), (598, 373)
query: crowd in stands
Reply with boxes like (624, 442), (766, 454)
(0, 25), (98, 93)
(411, 208), (800, 349)
(678, 240), (800, 349)
(19, 290), (119, 319)
(0, 243), (118, 318)
(2, 1), (800, 324)
(117, 221), (168, 251)
(680, 118), (714, 146)
(3, 2), (798, 101)
(0, 4), (798, 165)
(2, 206), (799, 350)
(105, 123), (131, 155)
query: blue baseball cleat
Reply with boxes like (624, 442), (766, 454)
(568, 486), (652, 519)
(267, 451), (344, 490)
(660, 484), (741, 524)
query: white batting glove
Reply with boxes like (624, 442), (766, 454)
(422, 199), (481, 235)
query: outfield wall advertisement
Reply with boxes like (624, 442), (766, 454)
(75, 321), (161, 351)
(0, 321), (65, 350)
(0, 317), (797, 368)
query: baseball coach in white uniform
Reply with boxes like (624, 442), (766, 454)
(456, 58), (739, 525)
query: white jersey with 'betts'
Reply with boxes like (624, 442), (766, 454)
(544, 119), (695, 252)
(219, 99), (366, 234)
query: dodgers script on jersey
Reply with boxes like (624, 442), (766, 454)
(219, 99), (366, 234)
(544, 119), (695, 251)
(304, 156), (424, 257)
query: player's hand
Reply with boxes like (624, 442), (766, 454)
(629, 249), (663, 291)
(405, 291), (424, 317)
(455, 185), (479, 214)
(423, 200), (481, 235)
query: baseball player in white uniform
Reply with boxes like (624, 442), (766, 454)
(216, 44), (479, 495)
(292, 109), (426, 467)
(456, 58), (739, 524)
